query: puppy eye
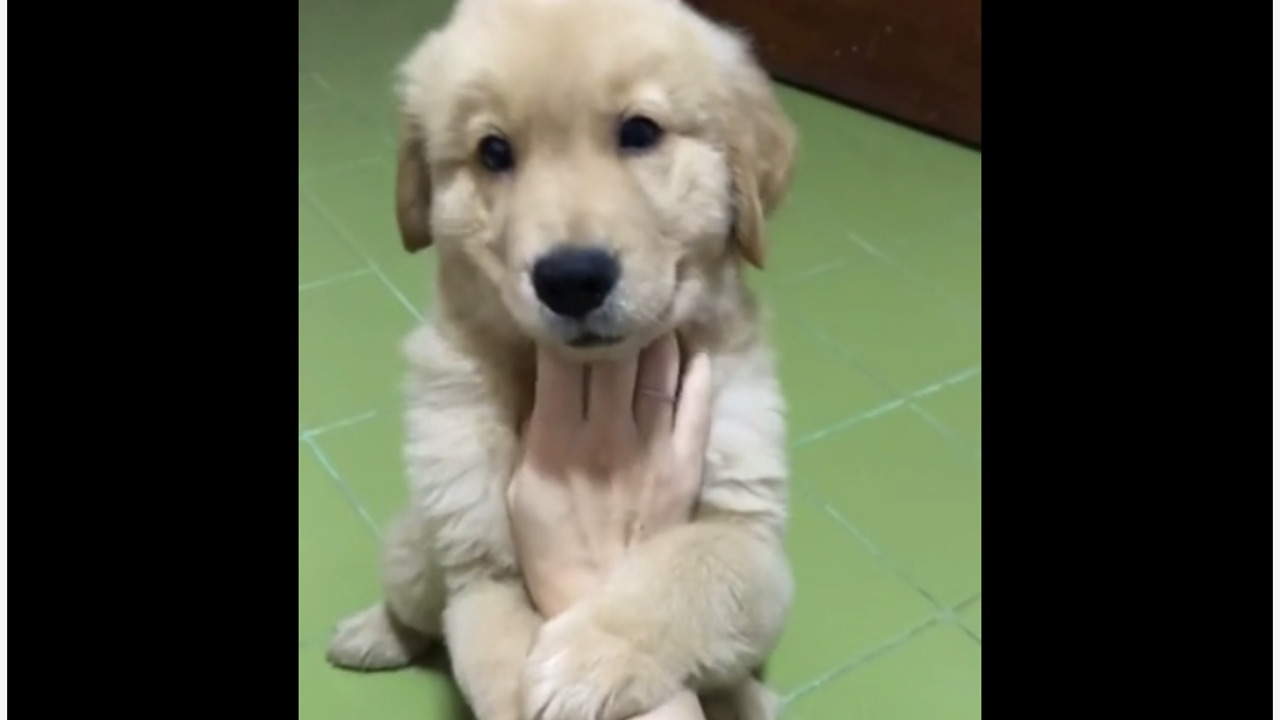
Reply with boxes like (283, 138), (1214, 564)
(617, 116), (663, 153)
(477, 135), (515, 172)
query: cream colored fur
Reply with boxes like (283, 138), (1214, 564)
(325, 1), (798, 719)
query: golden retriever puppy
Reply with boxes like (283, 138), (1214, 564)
(325, 0), (797, 719)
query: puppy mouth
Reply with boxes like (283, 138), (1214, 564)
(567, 331), (624, 348)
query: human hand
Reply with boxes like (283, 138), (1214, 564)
(506, 333), (714, 618)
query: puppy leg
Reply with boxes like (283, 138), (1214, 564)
(522, 522), (791, 720)
(446, 578), (543, 720)
(327, 512), (444, 670)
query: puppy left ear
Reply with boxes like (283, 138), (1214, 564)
(395, 112), (435, 254)
(394, 30), (445, 254)
(723, 40), (797, 270)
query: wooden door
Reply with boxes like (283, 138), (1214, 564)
(689, 0), (982, 147)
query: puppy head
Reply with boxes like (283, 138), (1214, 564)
(395, 0), (795, 359)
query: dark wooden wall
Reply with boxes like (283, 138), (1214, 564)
(690, 0), (982, 147)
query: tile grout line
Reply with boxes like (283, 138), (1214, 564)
(955, 620), (981, 645)
(781, 615), (941, 705)
(794, 480), (968, 626)
(311, 69), (398, 150)
(300, 365), (977, 446)
(788, 369), (981, 617)
(791, 313), (981, 461)
(299, 409), (383, 442)
(950, 593), (982, 644)
(297, 71), (335, 114)
(310, 71), (336, 95)
(772, 206), (981, 289)
(845, 230), (979, 325)
(298, 267), (375, 293)
(791, 365), (980, 448)
(302, 436), (384, 539)
(299, 187), (424, 322)
(815, 495), (950, 614)
(952, 591), (977, 640)
(299, 156), (387, 180)
(781, 592), (980, 706)
(780, 256), (853, 285)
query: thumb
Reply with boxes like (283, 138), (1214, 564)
(672, 349), (713, 465)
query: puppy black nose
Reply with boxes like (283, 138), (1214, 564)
(531, 246), (620, 319)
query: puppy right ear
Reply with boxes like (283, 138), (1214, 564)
(395, 114), (434, 253)
(716, 30), (797, 271)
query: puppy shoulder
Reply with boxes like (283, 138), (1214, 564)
(400, 321), (522, 581)
(701, 326), (789, 528)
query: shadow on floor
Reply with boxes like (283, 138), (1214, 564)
(408, 645), (474, 720)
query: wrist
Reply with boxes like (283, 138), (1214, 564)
(528, 567), (600, 618)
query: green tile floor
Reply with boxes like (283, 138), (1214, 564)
(298, 0), (982, 717)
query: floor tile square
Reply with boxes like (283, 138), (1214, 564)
(795, 408), (981, 606)
(299, 196), (366, 286)
(775, 87), (981, 249)
(313, 412), (408, 530)
(785, 623), (981, 720)
(879, 216), (982, 317)
(299, 72), (335, 110)
(299, 105), (390, 176)
(298, 274), (417, 428)
(299, 445), (381, 638)
(775, 255), (980, 393)
(304, 160), (437, 309)
(768, 316), (894, 440)
(756, 196), (858, 288)
(768, 494), (935, 693)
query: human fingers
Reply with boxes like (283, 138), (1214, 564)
(634, 333), (681, 444)
(585, 355), (639, 434)
(529, 346), (586, 445)
(671, 349), (714, 468)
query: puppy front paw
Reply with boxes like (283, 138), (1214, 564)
(326, 603), (427, 671)
(521, 607), (681, 720)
